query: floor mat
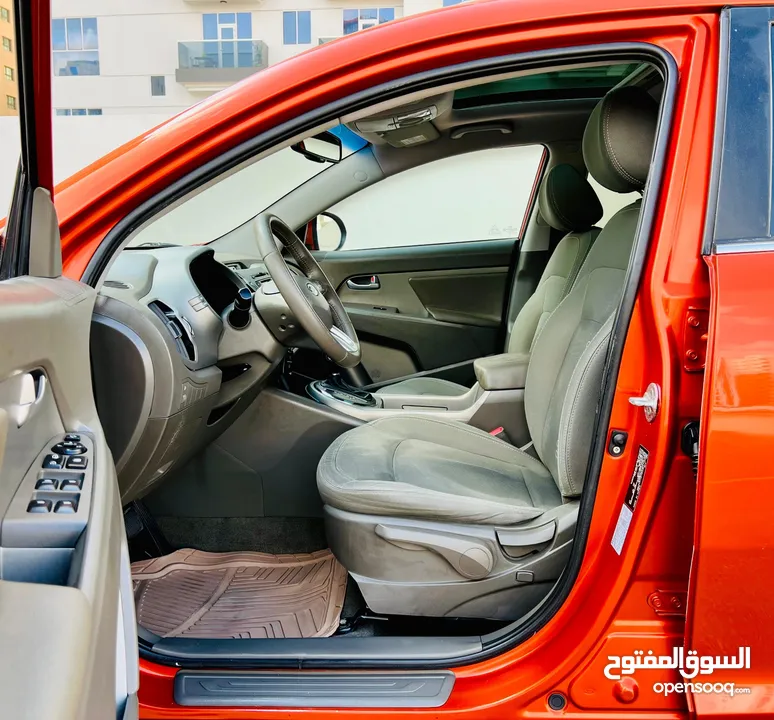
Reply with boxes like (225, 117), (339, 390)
(131, 548), (347, 639)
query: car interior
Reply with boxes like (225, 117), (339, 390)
(83, 57), (665, 659)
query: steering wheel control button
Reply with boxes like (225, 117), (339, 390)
(60, 478), (83, 491)
(54, 500), (78, 514)
(27, 499), (52, 514)
(42, 453), (64, 469)
(51, 441), (87, 456)
(64, 433), (81, 442)
(65, 456), (88, 470)
(36, 478), (59, 491)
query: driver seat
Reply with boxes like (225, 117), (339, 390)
(317, 86), (659, 620)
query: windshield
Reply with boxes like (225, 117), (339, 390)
(127, 125), (367, 248)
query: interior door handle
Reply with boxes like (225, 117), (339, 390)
(346, 275), (380, 290)
(13, 371), (47, 427)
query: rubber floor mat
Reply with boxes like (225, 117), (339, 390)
(131, 548), (347, 639)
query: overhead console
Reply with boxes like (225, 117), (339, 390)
(345, 92), (453, 148)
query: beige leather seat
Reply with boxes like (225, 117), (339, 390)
(318, 86), (658, 619)
(376, 162), (603, 399)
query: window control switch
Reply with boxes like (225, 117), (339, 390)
(27, 499), (52, 514)
(36, 478), (59, 490)
(60, 478), (83, 491)
(54, 500), (78, 514)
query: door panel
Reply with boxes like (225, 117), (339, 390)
(317, 239), (513, 382)
(0, 277), (137, 719)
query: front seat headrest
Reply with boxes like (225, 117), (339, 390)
(582, 86), (659, 194)
(537, 164), (603, 233)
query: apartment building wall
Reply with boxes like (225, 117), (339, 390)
(49, 1), (419, 116)
(0, 1), (17, 116)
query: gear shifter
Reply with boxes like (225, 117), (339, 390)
(308, 373), (378, 407)
(228, 287), (253, 329)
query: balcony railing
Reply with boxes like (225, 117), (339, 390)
(176, 40), (269, 89)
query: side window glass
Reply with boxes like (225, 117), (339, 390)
(321, 145), (544, 251)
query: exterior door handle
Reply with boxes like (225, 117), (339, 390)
(346, 275), (380, 290)
(629, 382), (661, 423)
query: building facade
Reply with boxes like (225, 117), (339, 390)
(50, 0), (468, 117)
(0, 2), (17, 116)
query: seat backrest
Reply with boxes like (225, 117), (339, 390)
(507, 164), (603, 354)
(524, 86), (658, 497)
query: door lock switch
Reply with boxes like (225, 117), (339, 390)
(42, 453), (64, 469)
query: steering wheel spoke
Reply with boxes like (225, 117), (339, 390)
(252, 213), (361, 368)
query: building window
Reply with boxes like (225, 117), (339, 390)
(55, 108), (102, 116)
(343, 8), (395, 35)
(51, 17), (99, 76)
(283, 11), (311, 45)
(150, 76), (166, 97)
(3, 65), (11, 81)
(6, 94), (15, 110)
(2, 36), (10, 52)
(0, 7), (9, 22)
(442, 0), (468, 5)
(202, 12), (253, 68)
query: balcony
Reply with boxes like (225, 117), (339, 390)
(176, 40), (269, 92)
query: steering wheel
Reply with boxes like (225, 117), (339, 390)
(253, 213), (361, 368)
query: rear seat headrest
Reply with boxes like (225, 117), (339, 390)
(537, 164), (603, 233)
(582, 85), (659, 194)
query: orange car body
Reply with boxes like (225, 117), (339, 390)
(14, 0), (771, 717)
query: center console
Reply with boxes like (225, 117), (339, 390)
(306, 356), (532, 447)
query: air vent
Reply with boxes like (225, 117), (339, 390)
(104, 279), (132, 290)
(148, 301), (196, 362)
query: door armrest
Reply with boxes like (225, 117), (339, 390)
(474, 353), (530, 391)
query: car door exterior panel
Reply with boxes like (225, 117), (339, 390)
(688, 8), (774, 714)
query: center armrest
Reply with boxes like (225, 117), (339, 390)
(474, 353), (531, 391)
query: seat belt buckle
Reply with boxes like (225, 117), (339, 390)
(489, 426), (511, 444)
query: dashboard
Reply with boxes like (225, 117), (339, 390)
(91, 245), (286, 503)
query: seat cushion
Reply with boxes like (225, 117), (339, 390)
(375, 377), (468, 397)
(317, 416), (562, 525)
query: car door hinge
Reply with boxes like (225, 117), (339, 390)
(683, 308), (709, 372)
(648, 590), (688, 617)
